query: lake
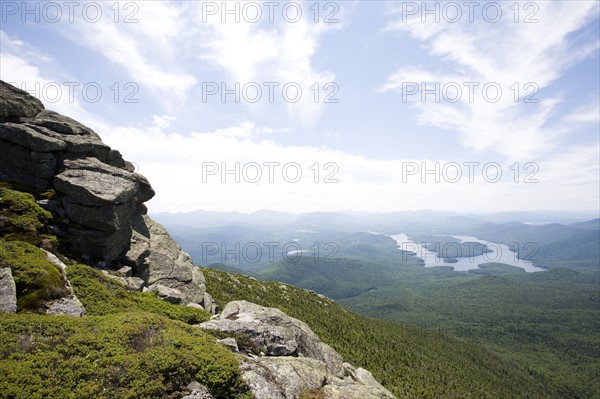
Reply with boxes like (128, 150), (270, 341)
(390, 233), (546, 273)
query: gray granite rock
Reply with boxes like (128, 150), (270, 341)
(0, 267), (17, 314)
(199, 301), (344, 377)
(0, 80), (44, 120)
(181, 381), (215, 399)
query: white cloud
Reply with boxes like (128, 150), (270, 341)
(382, 1), (600, 160)
(42, 2), (340, 126)
(0, 31), (98, 123)
(194, 5), (341, 127)
(96, 120), (599, 213)
(565, 102), (600, 123)
(52, 2), (197, 106)
(152, 115), (175, 129)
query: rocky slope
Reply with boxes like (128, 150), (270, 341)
(200, 300), (395, 399)
(0, 80), (211, 310)
(0, 80), (395, 399)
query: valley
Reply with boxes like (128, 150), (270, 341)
(155, 210), (600, 398)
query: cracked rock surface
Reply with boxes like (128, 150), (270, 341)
(0, 80), (208, 308)
(199, 301), (397, 399)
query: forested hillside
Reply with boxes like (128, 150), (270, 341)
(256, 232), (600, 398)
(204, 268), (563, 398)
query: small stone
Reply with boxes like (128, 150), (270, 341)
(218, 338), (239, 353)
(181, 381), (215, 399)
(148, 284), (184, 304)
(46, 296), (86, 317)
(115, 266), (133, 277)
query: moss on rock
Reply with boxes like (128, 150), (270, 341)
(0, 239), (70, 311)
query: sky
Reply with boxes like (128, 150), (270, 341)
(1, 0), (599, 214)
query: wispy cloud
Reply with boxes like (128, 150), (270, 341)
(44, 1), (340, 126)
(0, 31), (96, 122)
(565, 101), (600, 123)
(51, 2), (197, 107)
(381, 1), (600, 160)
(194, 7), (341, 127)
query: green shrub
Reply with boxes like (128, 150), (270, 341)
(66, 263), (210, 324)
(0, 312), (253, 399)
(0, 185), (54, 246)
(0, 239), (70, 311)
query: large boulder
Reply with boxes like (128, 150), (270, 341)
(201, 301), (397, 399)
(54, 157), (153, 206)
(323, 363), (397, 399)
(239, 356), (396, 399)
(238, 356), (333, 399)
(55, 158), (140, 206)
(199, 301), (344, 377)
(125, 215), (207, 306)
(52, 157), (153, 262)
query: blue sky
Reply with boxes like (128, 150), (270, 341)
(1, 1), (599, 213)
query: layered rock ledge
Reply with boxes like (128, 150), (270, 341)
(0, 80), (209, 309)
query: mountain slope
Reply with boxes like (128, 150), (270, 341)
(470, 221), (600, 272)
(0, 182), (252, 399)
(203, 268), (558, 398)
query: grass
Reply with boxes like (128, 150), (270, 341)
(66, 263), (211, 324)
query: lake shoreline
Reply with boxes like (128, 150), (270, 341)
(390, 233), (546, 273)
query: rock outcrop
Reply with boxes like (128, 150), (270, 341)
(125, 215), (209, 305)
(200, 300), (344, 376)
(0, 80), (208, 308)
(199, 301), (397, 399)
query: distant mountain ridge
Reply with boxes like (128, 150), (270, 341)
(153, 209), (598, 231)
(154, 208), (599, 274)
